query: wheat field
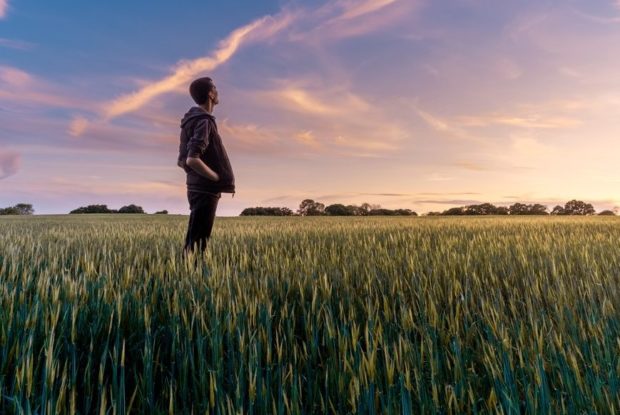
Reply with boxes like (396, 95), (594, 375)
(1, 215), (619, 414)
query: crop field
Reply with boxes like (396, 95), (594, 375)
(1, 215), (619, 414)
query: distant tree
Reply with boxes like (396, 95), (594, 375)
(464, 203), (489, 215)
(360, 203), (372, 215)
(425, 211), (442, 216)
(442, 207), (466, 215)
(509, 203), (548, 215)
(297, 199), (325, 216)
(598, 210), (616, 216)
(563, 200), (595, 215)
(240, 207), (294, 216)
(463, 203), (503, 215)
(278, 207), (294, 216)
(442, 203), (508, 215)
(118, 204), (145, 214)
(550, 205), (565, 215)
(368, 208), (391, 215)
(508, 203), (528, 215)
(346, 205), (365, 216)
(155, 210), (168, 214)
(70, 204), (115, 214)
(0, 203), (34, 215)
(367, 208), (417, 216)
(495, 206), (509, 215)
(394, 209), (417, 216)
(14, 203), (34, 215)
(0, 207), (19, 215)
(529, 204), (549, 215)
(325, 204), (353, 216)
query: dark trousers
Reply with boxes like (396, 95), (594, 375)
(183, 190), (221, 256)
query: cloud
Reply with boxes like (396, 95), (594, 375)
(241, 80), (407, 156)
(298, 0), (421, 41)
(266, 83), (371, 116)
(453, 161), (491, 171)
(495, 57), (522, 80)
(2, 176), (186, 202)
(415, 108), (484, 143)
(0, 65), (32, 87)
(506, 12), (550, 43)
(510, 135), (552, 158)
(0, 38), (34, 50)
(0, 65), (87, 109)
(411, 199), (484, 205)
(424, 173), (454, 182)
(101, 12), (296, 120)
(0, 150), (20, 179)
(456, 113), (581, 129)
(68, 117), (89, 137)
(568, 6), (620, 24)
(217, 119), (287, 155)
(0, 0), (8, 19)
(295, 130), (322, 149)
(335, 0), (400, 21)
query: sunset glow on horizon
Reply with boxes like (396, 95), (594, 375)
(2, 0), (620, 215)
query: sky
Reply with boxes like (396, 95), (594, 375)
(1, 0), (620, 216)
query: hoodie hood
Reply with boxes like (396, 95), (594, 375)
(180, 106), (212, 128)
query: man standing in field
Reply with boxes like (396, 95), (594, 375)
(177, 77), (235, 258)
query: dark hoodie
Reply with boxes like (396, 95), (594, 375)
(178, 107), (235, 195)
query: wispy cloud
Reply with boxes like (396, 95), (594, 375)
(68, 117), (89, 137)
(568, 6), (620, 24)
(0, 66), (32, 86)
(218, 119), (286, 155)
(0, 65), (87, 109)
(266, 83), (371, 116)
(101, 12), (297, 120)
(453, 161), (491, 172)
(295, 130), (322, 149)
(0, 0), (8, 19)
(456, 113), (581, 129)
(415, 108), (484, 143)
(0, 149), (20, 179)
(335, 0), (400, 21)
(240, 79), (408, 156)
(411, 198), (484, 205)
(0, 38), (34, 50)
(297, 0), (421, 41)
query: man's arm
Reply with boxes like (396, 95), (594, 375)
(186, 157), (220, 181)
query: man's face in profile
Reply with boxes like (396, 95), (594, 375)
(210, 84), (219, 105)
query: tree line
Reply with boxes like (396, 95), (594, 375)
(1, 199), (617, 216)
(0, 203), (168, 215)
(68, 204), (170, 214)
(425, 200), (614, 216)
(241, 199), (417, 216)
(0, 203), (34, 215)
(240, 199), (617, 216)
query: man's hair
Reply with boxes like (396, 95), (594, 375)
(189, 77), (214, 105)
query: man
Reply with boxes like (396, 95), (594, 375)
(177, 77), (235, 257)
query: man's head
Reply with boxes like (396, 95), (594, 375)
(189, 77), (219, 107)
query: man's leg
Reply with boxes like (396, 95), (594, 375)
(184, 191), (220, 257)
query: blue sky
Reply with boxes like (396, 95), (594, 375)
(2, 0), (620, 215)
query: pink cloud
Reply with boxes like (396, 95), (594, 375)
(0, 65), (88, 109)
(292, 0), (422, 41)
(0, 0), (8, 19)
(68, 117), (89, 137)
(0, 150), (20, 179)
(0, 65), (32, 86)
(101, 11), (297, 120)
(335, 0), (400, 21)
